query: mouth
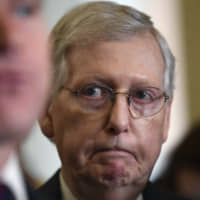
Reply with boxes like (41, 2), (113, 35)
(90, 147), (136, 161)
(0, 70), (29, 92)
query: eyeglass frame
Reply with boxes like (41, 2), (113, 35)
(61, 84), (170, 118)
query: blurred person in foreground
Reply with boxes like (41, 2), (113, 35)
(0, 0), (51, 199)
(38, 1), (189, 200)
(155, 122), (200, 200)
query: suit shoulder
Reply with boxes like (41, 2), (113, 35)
(143, 182), (191, 200)
(36, 170), (62, 200)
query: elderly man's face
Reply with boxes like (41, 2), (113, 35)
(44, 32), (171, 189)
(0, 0), (50, 143)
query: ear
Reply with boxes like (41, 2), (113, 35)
(39, 103), (54, 139)
(162, 97), (173, 143)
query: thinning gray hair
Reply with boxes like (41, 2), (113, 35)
(50, 1), (175, 98)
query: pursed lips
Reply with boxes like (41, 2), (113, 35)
(0, 70), (28, 85)
(89, 147), (137, 161)
(0, 70), (31, 96)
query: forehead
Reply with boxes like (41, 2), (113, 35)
(67, 32), (165, 88)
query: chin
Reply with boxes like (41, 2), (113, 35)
(79, 163), (143, 188)
(95, 169), (150, 191)
(98, 174), (132, 187)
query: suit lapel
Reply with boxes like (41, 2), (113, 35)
(36, 170), (62, 200)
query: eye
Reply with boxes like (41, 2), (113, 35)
(79, 84), (109, 100)
(131, 87), (161, 104)
(15, 5), (34, 17)
(135, 90), (151, 100)
(14, 3), (38, 17)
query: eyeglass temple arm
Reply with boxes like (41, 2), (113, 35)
(164, 95), (169, 102)
(61, 86), (78, 95)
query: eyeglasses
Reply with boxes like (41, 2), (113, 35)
(62, 83), (169, 118)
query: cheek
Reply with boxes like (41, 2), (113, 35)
(143, 120), (164, 147)
(53, 99), (105, 168)
(134, 113), (166, 164)
(26, 31), (51, 99)
(54, 94), (106, 135)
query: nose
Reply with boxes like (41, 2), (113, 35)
(105, 94), (130, 135)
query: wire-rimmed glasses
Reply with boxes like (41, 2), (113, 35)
(62, 83), (169, 118)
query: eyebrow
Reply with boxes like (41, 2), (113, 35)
(76, 74), (153, 89)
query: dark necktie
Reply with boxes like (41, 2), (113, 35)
(0, 182), (15, 200)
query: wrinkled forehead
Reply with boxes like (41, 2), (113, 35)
(66, 33), (165, 88)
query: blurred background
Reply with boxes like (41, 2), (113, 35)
(19, 0), (200, 187)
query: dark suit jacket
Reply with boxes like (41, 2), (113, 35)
(24, 179), (42, 200)
(37, 170), (190, 200)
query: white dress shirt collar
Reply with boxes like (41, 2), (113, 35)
(0, 153), (28, 200)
